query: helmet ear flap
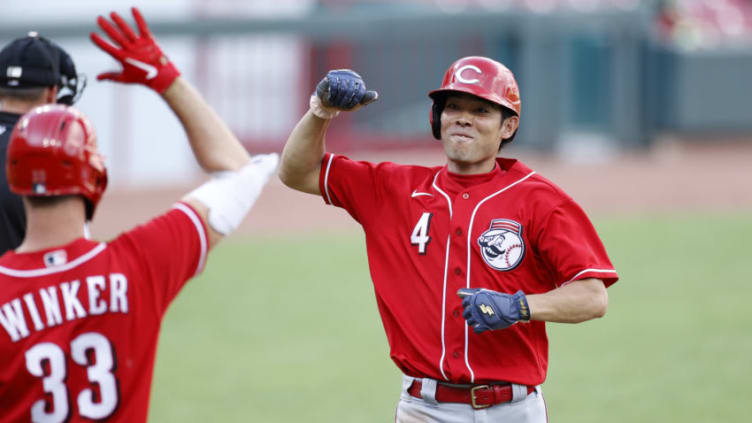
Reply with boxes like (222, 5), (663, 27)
(430, 99), (444, 140)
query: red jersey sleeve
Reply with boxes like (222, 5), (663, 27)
(111, 202), (209, 312)
(535, 198), (619, 287)
(319, 153), (396, 225)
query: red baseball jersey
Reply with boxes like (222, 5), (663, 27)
(0, 202), (207, 423)
(320, 154), (618, 386)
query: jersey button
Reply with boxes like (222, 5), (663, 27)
(455, 228), (462, 236)
(462, 193), (470, 199)
(453, 351), (460, 358)
(453, 309), (460, 318)
(454, 267), (461, 275)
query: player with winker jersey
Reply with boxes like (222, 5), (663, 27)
(0, 8), (277, 423)
(279, 57), (619, 422)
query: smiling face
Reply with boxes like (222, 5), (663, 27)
(440, 92), (519, 175)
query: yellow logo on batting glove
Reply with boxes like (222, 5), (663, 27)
(479, 304), (495, 316)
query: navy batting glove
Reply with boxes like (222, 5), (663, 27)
(457, 288), (530, 333)
(315, 69), (378, 110)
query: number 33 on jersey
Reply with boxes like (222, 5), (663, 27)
(0, 205), (209, 422)
(25, 332), (117, 421)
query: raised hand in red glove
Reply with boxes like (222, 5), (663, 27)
(90, 7), (180, 93)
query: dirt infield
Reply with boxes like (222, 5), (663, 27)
(89, 139), (752, 240)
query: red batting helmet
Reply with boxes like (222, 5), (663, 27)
(429, 56), (521, 142)
(6, 104), (108, 220)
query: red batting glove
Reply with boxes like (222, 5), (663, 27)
(90, 7), (180, 93)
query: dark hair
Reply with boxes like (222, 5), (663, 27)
(26, 195), (94, 220)
(0, 86), (48, 102)
(26, 195), (76, 208)
(498, 107), (516, 151)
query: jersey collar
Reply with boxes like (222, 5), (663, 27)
(0, 238), (104, 275)
(437, 157), (529, 197)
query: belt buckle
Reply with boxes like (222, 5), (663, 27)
(470, 385), (491, 409)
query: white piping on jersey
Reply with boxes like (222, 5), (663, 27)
(464, 170), (537, 383)
(431, 171), (453, 218)
(432, 170), (453, 381)
(560, 268), (618, 287)
(323, 154), (335, 205)
(0, 243), (107, 278)
(173, 203), (208, 277)
(438, 234), (451, 381)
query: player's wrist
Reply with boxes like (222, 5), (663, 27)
(149, 60), (180, 93)
(512, 290), (531, 322)
(159, 74), (182, 98)
(309, 94), (340, 120)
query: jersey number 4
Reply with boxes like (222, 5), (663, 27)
(410, 212), (433, 255)
(25, 331), (119, 422)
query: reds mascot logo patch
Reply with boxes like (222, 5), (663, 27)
(477, 219), (525, 271)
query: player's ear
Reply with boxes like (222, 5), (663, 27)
(501, 115), (519, 139)
(44, 86), (59, 104)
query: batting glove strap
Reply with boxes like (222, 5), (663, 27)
(458, 289), (530, 333)
(90, 7), (180, 93)
(309, 94), (340, 120)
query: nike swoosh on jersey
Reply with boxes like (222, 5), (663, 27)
(125, 58), (158, 79)
(411, 190), (433, 198)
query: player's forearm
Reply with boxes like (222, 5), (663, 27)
(278, 110), (330, 194)
(181, 197), (223, 248)
(162, 77), (250, 172)
(526, 278), (608, 323)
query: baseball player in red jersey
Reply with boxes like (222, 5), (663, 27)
(0, 8), (277, 423)
(279, 57), (618, 422)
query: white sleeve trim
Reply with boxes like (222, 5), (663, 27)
(172, 203), (208, 277)
(560, 268), (618, 286)
(323, 153), (335, 205)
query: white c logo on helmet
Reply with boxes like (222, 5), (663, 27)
(455, 65), (482, 84)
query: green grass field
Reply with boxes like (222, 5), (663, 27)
(148, 212), (752, 422)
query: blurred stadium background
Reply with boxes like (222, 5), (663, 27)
(2, 0), (749, 236)
(2, 0), (751, 422)
(3, 0), (752, 187)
